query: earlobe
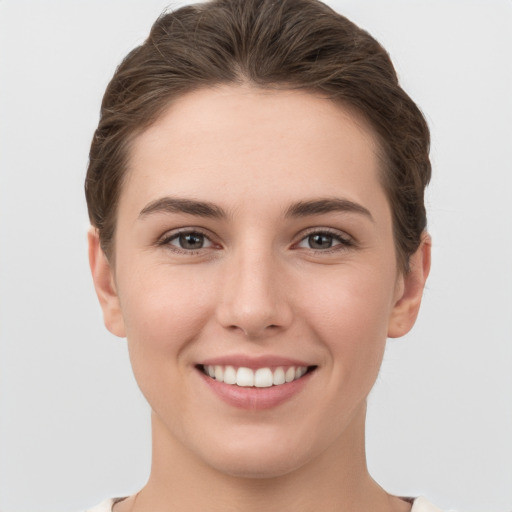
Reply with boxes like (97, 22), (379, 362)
(387, 233), (431, 338)
(88, 227), (126, 338)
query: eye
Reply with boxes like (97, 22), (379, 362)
(296, 230), (353, 251)
(161, 230), (214, 251)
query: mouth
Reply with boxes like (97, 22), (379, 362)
(197, 364), (317, 388)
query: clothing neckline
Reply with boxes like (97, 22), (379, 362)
(106, 495), (433, 512)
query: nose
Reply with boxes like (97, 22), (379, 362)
(215, 246), (293, 339)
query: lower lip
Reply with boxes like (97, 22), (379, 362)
(197, 369), (313, 410)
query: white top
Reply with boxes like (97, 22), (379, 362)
(85, 496), (452, 512)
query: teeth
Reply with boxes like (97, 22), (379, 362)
(203, 365), (309, 387)
(272, 367), (285, 385)
(254, 368), (273, 388)
(295, 366), (307, 379)
(236, 367), (254, 387)
(214, 365), (224, 381)
(223, 365), (237, 385)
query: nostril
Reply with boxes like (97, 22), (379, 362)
(226, 323), (281, 337)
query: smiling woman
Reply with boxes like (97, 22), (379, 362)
(82, 0), (438, 510)
(2, 1), (511, 511)
(91, 89), (425, 477)
(83, 0), (432, 511)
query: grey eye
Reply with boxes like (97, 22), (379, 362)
(307, 233), (334, 249)
(296, 231), (352, 251)
(171, 232), (211, 250)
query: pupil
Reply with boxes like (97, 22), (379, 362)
(180, 233), (204, 249)
(309, 234), (332, 249)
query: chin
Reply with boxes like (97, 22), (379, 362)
(209, 453), (306, 480)
(196, 430), (315, 479)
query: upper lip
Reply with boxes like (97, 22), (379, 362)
(198, 354), (315, 369)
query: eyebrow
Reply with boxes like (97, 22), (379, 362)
(138, 196), (373, 222)
(285, 198), (374, 222)
(139, 197), (227, 219)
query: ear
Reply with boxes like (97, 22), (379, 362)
(387, 233), (431, 338)
(88, 227), (126, 338)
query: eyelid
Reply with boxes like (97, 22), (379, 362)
(293, 227), (355, 250)
(157, 227), (219, 253)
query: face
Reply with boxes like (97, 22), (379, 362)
(90, 86), (428, 479)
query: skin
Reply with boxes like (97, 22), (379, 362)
(89, 85), (431, 512)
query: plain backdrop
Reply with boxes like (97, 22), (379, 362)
(0, 1), (511, 511)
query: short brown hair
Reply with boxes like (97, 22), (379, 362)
(85, 0), (431, 271)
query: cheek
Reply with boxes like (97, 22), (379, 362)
(117, 263), (215, 377)
(300, 265), (396, 385)
(116, 264), (222, 428)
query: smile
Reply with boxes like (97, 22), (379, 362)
(199, 365), (312, 387)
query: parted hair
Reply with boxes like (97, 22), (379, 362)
(85, 0), (431, 271)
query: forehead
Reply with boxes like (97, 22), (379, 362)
(123, 85), (386, 216)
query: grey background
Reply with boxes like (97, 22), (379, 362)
(0, 1), (511, 511)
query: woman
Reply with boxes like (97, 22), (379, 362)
(85, 0), (436, 510)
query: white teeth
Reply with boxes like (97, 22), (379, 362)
(272, 367), (286, 385)
(214, 365), (224, 381)
(285, 367), (296, 383)
(203, 365), (309, 387)
(223, 365), (237, 385)
(236, 367), (254, 387)
(295, 366), (307, 379)
(254, 368), (273, 388)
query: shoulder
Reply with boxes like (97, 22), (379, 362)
(412, 497), (457, 512)
(83, 499), (115, 512)
(83, 496), (455, 512)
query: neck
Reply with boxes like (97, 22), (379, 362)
(120, 404), (410, 512)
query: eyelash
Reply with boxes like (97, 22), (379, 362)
(294, 228), (355, 253)
(157, 227), (355, 255)
(157, 228), (215, 255)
